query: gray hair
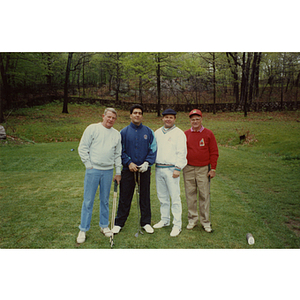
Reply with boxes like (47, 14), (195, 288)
(104, 107), (117, 117)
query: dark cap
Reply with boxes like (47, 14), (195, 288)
(162, 108), (177, 116)
(189, 109), (202, 117)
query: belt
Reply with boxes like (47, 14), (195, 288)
(156, 164), (175, 168)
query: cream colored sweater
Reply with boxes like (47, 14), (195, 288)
(154, 125), (187, 170)
(78, 123), (122, 174)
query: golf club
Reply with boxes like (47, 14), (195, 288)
(110, 180), (118, 248)
(135, 170), (143, 238)
(208, 164), (214, 232)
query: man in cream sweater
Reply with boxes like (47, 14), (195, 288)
(154, 109), (187, 237)
(77, 108), (122, 244)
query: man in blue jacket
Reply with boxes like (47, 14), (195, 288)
(112, 104), (157, 234)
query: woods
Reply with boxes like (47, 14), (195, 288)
(1, 52), (300, 122)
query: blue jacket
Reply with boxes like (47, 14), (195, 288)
(121, 122), (157, 170)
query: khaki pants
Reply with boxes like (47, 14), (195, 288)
(183, 165), (211, 228)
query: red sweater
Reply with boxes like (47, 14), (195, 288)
(184, 127), (219, 169)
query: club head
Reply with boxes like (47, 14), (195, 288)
(135, 232), (139, 238)
(110, 236), (114, 248)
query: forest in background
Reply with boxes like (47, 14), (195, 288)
(1, 52), (300, 122)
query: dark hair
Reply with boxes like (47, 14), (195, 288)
(130, 104), (144, 115)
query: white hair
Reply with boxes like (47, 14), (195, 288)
(104, 107), (117, 117)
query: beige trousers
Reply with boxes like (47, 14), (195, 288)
(183, 165), (211, 228)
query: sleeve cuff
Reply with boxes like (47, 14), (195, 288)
(85, 161), (92, 169)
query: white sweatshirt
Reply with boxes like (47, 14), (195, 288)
(78, 123), (122, 174)
(155, 126), (187, 170)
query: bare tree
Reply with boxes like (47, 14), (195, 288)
(226, 52), (239, 104)
(0, 53), (11, 122)
(156, 53), (162, 116)
(240, 52), (253, 116)
(212, 52), (216, 114)
(62, 52), (73, 114)
(249, 52), (262, 106)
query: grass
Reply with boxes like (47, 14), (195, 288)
(1, 102), (300, 249)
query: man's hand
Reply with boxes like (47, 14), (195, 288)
(138, 161), (149, 173)
(129, 162), (139, 172)
(172, 170), (180, 178)
(113, 174), (121, 184)
(207, 170), (216, 179)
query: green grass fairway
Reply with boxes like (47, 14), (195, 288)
(1, 103), (300, 248)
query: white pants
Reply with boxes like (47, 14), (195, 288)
(155, 167), (182, 229)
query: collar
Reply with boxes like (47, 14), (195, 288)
(162, 125), (176, 134)
(130, 122), (143, 129)
(191, 125), (204, 133)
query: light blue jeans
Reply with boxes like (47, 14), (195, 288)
(155, 167), (182, 229)
(79, 168), (113, 232)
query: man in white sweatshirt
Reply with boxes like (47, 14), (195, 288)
(154, 109), (187, 237)
(76, 108), (122, 244)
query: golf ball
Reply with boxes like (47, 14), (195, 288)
(246, 233), (255, 245)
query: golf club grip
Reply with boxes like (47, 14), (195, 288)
(114, 180), (118, 192)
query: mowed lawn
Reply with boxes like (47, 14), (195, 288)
(1, 103), (300, 249)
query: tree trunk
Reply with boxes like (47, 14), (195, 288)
(245, 52), (253, 116)
(45, 53), (53, 95)
(280, 76), (284, 110)
(212, 52), (216, 114)
(139, 76), (143, 104)
(77, 65), (81, 96)
(268, 81), (274, 102)
(109, 74), (112, 92)
(249, 52), (259, 106)
(115, 52), (120, 104)
(0, 56), (6, 123)
(0, 53), (11, 114)
(294, 70), (300, 108)
(280, 54), (286, 110)
(156, 54), (161, 117)
(226, 52), (239, 104)
(82, 56), (85, 96)
(195, 76), (198, 105)
(240, 52), (252, 117)
(62, 52), (73, 114)
(0, 85), (4, 123)
(255, 52), (262, 98)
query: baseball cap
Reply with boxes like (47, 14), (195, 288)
(189, 109), (202, 117)
(162, 108), (177, 116)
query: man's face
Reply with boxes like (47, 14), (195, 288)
(190, 114), (202, 130)
(102, 111), (117, 129)
(130, 108), (143, 125)
(162, 114), (176, 128)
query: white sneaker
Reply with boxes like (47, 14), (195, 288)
(203, 226), (212, 233)
(170, 227), (181, 237)
(77, 231), (86, 243)
(186, 221), (197, 230)
(101, 227), (112, 237)
(153, 220), (170, 229)
(143, 224), (154, 234)
(111, 225), (122, 234)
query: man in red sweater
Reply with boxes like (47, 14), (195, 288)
(183, 109), (219, 233)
